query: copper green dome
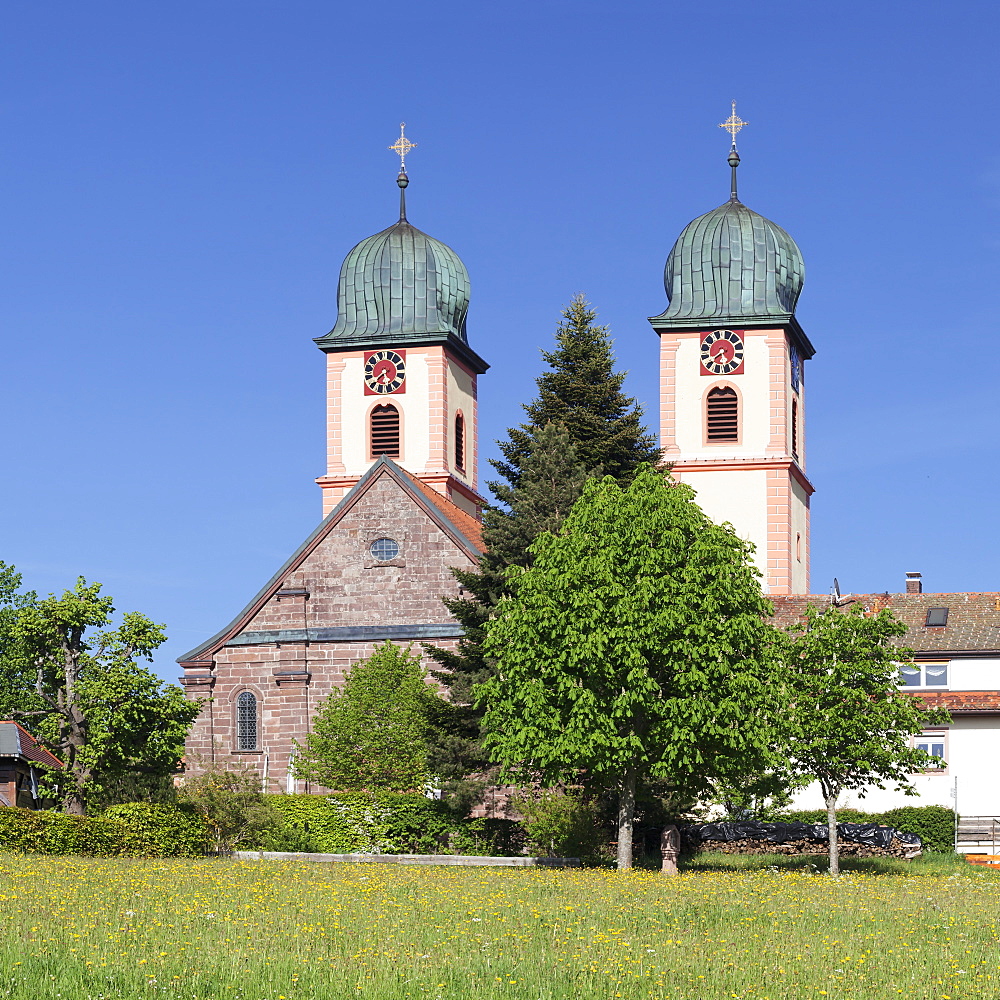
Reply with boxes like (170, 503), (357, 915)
(315, 173), (487, 373)
(650, 151), (805, 329)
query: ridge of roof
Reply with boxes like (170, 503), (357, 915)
(177, 458), (482, 665)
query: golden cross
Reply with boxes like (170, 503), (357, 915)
(388, 122), (417, 171)
(718, 101), (748, 146)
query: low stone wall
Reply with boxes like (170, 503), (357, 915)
(234, 851), (580, 867)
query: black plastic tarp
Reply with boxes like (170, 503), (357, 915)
(683, 820), (921, 849)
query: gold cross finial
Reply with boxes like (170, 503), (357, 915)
(388, 122), (417, 172)
(718, 101), (748, 147)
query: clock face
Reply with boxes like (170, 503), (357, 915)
(700, 330), (745, 376)
(790, 345), (801, 392)
(364, 350), (407, 395)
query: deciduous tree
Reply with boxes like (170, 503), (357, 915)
(781, 604), (950, 875)
(293, 642), (444, 793)
(9, 576), (198, 815)
(479, 466), (780, 868)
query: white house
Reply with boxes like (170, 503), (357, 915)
(772, 579), (1000, 852)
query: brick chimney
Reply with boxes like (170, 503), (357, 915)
(905, 572), (922, 595)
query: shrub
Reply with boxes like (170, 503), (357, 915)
(878, 806), (955, 853)
(178, 765), (284, 853)
(514, 789), (605, 861)
(101, 802), (208, 857)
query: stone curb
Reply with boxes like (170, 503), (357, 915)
(233, 851), (581, 867)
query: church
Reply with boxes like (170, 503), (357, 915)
(178, 121), (1000, 838)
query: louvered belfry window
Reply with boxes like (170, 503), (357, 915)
(455, 413), (465, 470)
(370, 404), (400, 458)
(706, 386), (739, 442)
(236, 691), (258, 751)
(791, 398), (799, 457)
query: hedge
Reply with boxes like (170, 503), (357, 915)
(778, 805), (956, 853)
(259, 793), (524, 856)
(0, 803), (207, 857)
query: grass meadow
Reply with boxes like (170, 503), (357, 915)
(1, 853), (998, 1000)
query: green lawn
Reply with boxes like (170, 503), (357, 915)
(1, 853), (997, 999)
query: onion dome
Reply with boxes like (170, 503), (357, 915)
(315, 171), (486, 372)
(650, 148), (805, 329)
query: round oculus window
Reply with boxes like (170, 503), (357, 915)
(369, 537), (400, 561)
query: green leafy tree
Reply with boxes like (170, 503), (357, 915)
(781, 604), (950, 875)
(294, 642), (444, 793)
(10, 577), (199, 815)
(0, 563), (39, 720)
(427, 297), (659, 796)
(479, 466), (780, 869)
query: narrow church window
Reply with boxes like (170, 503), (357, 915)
(236, 691), (258, 751)
(370, 404), (400, 458)
(791, 398), (799, 457)
(455, 413), (465, 471)
(706, 386), (739, 442)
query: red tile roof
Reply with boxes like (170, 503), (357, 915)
(914, 691), (1000, 713)
(770, 592), (1000, 655)
(404, 474), (484, 551)
(0, 721), (64, 768)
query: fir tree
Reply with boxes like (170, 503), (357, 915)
(491, 293), (660, 493)
(426, 297), (659, 799)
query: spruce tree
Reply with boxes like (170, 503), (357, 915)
(427, 297), (660, 797)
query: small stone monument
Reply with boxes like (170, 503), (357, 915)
(660, 824), (680, 874)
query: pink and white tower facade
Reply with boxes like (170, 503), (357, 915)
(649, 130), (814, 595)
(313, 155), (488, 517)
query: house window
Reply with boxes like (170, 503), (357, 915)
(914, 731), (947, 770)
(925, 607), (949, 627)
(370, 404), (400, 458)
(455, 413), (465, 471)
(899, 662), (949, 688)
(236, 691), (258, 751)
(706, 386), (739, 442)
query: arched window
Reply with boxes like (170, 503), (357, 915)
(454, 412), (465, 471)
(370, 404), (400, 459)
(791, 398), (799, 458)
(236, 691), (258, 751)
(706, 386), (739, 443)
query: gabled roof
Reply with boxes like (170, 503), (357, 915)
(177, 457), (483, 666)
(770, 592), (1000, 656)
(0, 722), (64, 768)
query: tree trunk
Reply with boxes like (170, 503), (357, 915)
(617, 767), (636, 870)
(825, 793), (840, 877)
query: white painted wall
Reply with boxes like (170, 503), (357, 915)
(673, 334), (771, 457)
(339, 353), (430, 477)
(680, 468), (768, 577)
(446, 358), (477, 489)
(952, 659), (1000, 689)
(791, 477), (809, 594)
(787, 717), (999, 818)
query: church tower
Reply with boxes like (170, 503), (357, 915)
(314, 127), (489, 517)
(649, 111), (815, 595)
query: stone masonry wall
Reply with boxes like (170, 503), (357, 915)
(182, 470), (476, 790)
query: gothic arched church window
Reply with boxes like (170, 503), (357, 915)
(706, 386), (739, 443)
(236, 691), (258, 752)
(370, 404), (400, 459)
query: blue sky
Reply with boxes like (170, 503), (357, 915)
(3, 1), (997, 680)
